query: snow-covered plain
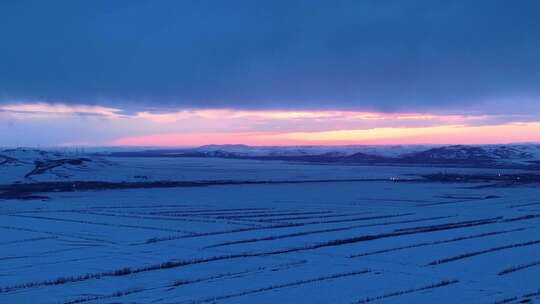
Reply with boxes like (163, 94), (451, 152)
(1, 148), (539, 303)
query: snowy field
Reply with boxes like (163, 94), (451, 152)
(1, 150), (540, 303)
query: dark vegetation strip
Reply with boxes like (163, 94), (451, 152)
(159, 215), (495, 246)
(206, 216), (454, 249)
(416, 197), (495, 207)
(256, 212), (374, 223)
(299, 213), (414, 225)
(493, 289), (540, 304)
(149, 207), (272, 215)
(3, 216), (520, 291)
(0, 236), (57, 246)
(143, 223), (300, 244)
(353, 279), (459, 303)
(0, 254), (254, 293)
(427, 240), (540, 266)
(493, 297), (519, 304)
(4, 213), (429, 292)
(0, 252), (343, 293)
(171, 271), (253, 287)
(154, 210), (284, 217)
(214, 211), (333, 219)
(394, 217), (501, 233)
(146, 213), (414, 245)
(391, 213), (540, 233)
(7, 254), (115, 272)
(221, 212), (413, 225)
(498, 261), (540, 275)
(0, 225), (116, 244)
(87, 204), (206, 210)
(355, 197), (433, 203)
(76, 210), (262, 228)
(502, 214), (540, 222)
(349, 228), (527, 258)
(171, 260), (307, 287)
(64, 288), (144, 304)
(509, 202), (540, 208)
(187, 270), (371, 304)
(8, 214), (196, 233)
(251, 217), (511, 256)
(0, 178), (391, 199)
(423, 173), (540, 184)
(149, 213), (415, 244)
(0, 256), (28, 261)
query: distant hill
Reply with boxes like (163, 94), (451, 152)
(105, 144), (540, 169)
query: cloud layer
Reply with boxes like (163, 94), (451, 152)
(1, 103), (539, 146)
(1, 1), (539, 114)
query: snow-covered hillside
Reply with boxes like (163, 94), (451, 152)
(1, 144), (539, 185)
(2, 145), (539, 185)
(0, 148), (112, 184)
(106, 144), (540, 168)
(0, 156), (539, 303)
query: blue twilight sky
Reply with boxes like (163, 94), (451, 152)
(0, 1), (539, 146)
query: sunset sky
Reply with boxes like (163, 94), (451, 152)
(1, 1), (539, 146)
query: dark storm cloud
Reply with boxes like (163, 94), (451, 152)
(1, 0), (539, 112)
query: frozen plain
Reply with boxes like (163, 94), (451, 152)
(1, 149), (539, 303)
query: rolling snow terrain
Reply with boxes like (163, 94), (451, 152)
(106, 144), (540, 168)
(0, 146), (539, 303)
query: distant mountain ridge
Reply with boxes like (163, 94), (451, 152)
(105, 144), (540, 168)
(1, 145), (539, 185)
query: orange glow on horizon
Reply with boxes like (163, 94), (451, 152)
(112, 123), (540, 146)
(2, 102), (539, 146)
